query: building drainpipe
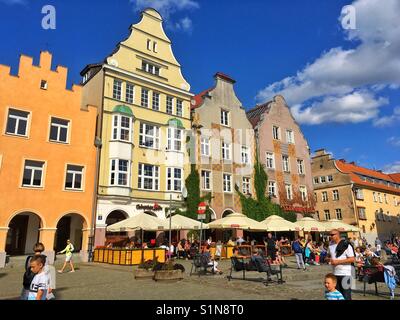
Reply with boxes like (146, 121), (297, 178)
(350, 183), (362, 239)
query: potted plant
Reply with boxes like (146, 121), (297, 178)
(134, 259), (157, 279)
(153, 260), (185, 281)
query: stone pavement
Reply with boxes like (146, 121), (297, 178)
(0, 255), (398, 300)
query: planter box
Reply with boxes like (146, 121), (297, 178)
(153, 269), (184, 281)
(134, 269), (155, 279)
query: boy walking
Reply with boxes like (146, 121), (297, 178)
(28, 255), (49, 300)
(324, 273), (345, 300)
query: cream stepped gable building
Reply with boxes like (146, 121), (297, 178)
(81, 8), (193, 246)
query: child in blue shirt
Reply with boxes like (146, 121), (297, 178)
(325, 273), (345, 300)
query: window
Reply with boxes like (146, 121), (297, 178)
(313, 177), (319, 184)
(241, 146), (250, 164)
(378, 193), (382, 203)
(201, 137), (210, 156)
(268, 181), (276, 197)
(176, 99), (183, 117)
(299, 186), (307, 201)
(40, 80), (48, 90)
(373, 192), (377, 202)
(223, 174), (232, 192)
(314, 192), (317, 202)
(282, 155), (290, 172)
(22, 160), (45, 187)
(335, 208), (342, 220)
(166, 96), (173, 114)
(147, 39), (151, 50)
(332, 190), (340, 201)
(49, 117), (69, 143)
(266, 152), (275, 169)
(272, 126), (280, 140)
(125, 83), (134, 104)
(113, 79), (122, 100)
(141, 61), (160, 76)
(152, 92), (160, 111)
(242, 177), (251, 195)
(394, 197), (398, 206)
(138, 164), (159, 190)
(286, 130), (294, 144)
(322, 191), (328, 202)
(167, 127), (182, 152)
(384, 194), (388, 204)
(222, 142), (231, 161)
(355, 188), (364, 200)
(320, 176), (326, 183)
(358, 207), (366, 220)
(220, 109), (229, 126)
(139, 123), (159, 149)
(327, 175), (333, 182)
(65, 165), (84, 190)
(6, 108), (29, 136)
(141, 88), (149, 107)
(110, 159), (129, 186)
(153, 42), (158, 53)
(167, 168), (182, 192)
(201, 170), (211, 190)
(324, 210), (331, 220)
(285, 184), (293, 200)
(112, 115), (131, 142)
(297, 159), (305, 175)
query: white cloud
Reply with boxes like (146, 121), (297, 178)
(0, 0), (27, 5)
(387, 136), (400, 147)
(130, 0), (199, 32)
(373, 106), (400, 127)
(383, 161), (400, 174)
(256, 0), (400, 125)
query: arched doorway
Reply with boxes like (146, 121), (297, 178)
(222, 209), (234, 218)
(220, 209), (235, 242)
(55, 213), (86, 252)
(6, 212), (42, 255)
(105, 210), (128, 237)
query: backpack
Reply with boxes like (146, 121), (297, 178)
(22, 255), (35, 290)
(292, 241), (302, 254)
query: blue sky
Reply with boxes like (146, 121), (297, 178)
(0, 0), (399, 173)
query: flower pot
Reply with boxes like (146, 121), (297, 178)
(134, 268), (155, 279)
(153, 269), (184, 281)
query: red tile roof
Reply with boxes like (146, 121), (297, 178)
(190, 87), (213, 110)
(246, 102), (272, 128)
(389, 173), (400, 183)
(335, 160), (400, 194)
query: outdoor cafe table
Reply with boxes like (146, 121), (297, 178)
(93, 247), (166, 266)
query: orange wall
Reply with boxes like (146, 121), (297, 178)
(0, 51), (97, 230)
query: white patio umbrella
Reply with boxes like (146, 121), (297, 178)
(207, 212), (267, 231)
(106, 212), (173, 232)
(261, 215), (301, 231)
(322, 219), (360, 232)
(170, 214), (209, 230)
(294, 217), (329, 232)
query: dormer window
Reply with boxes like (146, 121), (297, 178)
(40, 80), (48, 90)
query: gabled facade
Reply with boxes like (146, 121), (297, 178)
(191, 73), (255, 221)
(312, 149), (400, 244)
(81, 8), (193, 246)
(247, 96), (314, 217)
(0, 52), (97, 267)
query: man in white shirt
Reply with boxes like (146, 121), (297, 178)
(326, 229), (355, 300)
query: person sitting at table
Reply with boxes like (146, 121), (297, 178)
(202, 245), (222, 274)
(273, 249), (288, 267)
(227, 237), (235, 247)
(184, 240), (191, 259)
(177, 240), (185, 259)
(250, 249), (272, 281)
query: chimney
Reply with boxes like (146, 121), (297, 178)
(350, 161), (356, 165)
(338, 159), (346, 163)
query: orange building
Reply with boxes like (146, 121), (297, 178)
(0, 52), (97, 267)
